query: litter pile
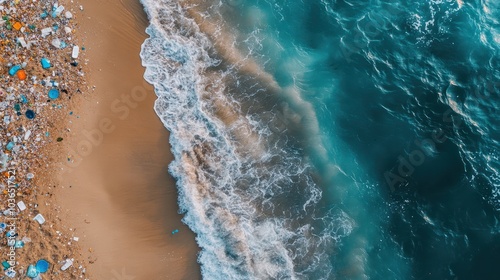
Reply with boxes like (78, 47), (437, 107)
(0, 1), (88, 279)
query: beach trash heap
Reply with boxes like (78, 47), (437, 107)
(25, 259), (50, 278)
(0, 0), (86, 278)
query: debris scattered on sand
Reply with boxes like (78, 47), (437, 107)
(0, 1), (89, 279)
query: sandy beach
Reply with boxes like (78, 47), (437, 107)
(52, 0), (202, 279)
(0, 0), (92, 278)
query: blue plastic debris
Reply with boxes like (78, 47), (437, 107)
(20, 95), (28, 103)
(48, 89), (59, 99)
(25, 110), (35, 119)
(40, 58), (51, 69)
(40, 10), (48, 19)
(26, 264), (39, 278)
(172, 229), (179, 235)
(8, 65), (21, 76)
(6, 142), (14, 151)
(14, 240), (24, 248)
(51, 5), (65, 18)
(35, 259), (49, 273)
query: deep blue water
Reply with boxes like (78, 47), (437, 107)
(140, 0), (500, 279)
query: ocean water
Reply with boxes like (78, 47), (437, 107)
(139, 0), (499, 279)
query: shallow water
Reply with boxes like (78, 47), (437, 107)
(140, 0), (499, 279)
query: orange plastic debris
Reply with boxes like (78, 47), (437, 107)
(12, 22), (22, 31)
(17, 69), (26, 80)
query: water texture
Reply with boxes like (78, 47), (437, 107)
(140, 0), (499, 279)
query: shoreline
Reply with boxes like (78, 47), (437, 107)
(54, 0), (201, 279)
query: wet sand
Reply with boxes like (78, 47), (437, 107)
(56, 0), (201, 278)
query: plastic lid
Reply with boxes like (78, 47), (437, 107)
(25, 109), (35, 119)
(36, 259), (49, 273)
(48, 89), (60, 99)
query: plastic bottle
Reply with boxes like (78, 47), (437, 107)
(51, 6), (64, 18)
(60, 259), (73, 271)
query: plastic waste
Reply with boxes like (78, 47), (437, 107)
(36, 259), (49, 273)
(12, 22), (21, 30)
(26, 265), (39, 278)
(72, 46), (79, 58)
(25, 110), (35, 119)
(0, 152), (8, 168)
(33, 214), (45, 225)
(20, 95), (28, 103)
(8, 65), (20, 76)
(60, 259), (73, 271)
(2, 261), (10, 269)
(24, 130), (32, 140)
(6, 142), (14, 151)
(14, 240), (24, 248)
(17, 37), (28, 48)
(48, 89), (59, 99)
(40, 58), (51, 69)
(51, 38), (62, 48)
(51, 6), (64, 18)
(41, 27), (51, 37)
(17, 201), (26, 211)
(17, 69), (26, 80)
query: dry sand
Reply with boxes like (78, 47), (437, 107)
(54, 0), (201, 279)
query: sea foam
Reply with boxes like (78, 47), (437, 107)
(140, 0), (353, 279)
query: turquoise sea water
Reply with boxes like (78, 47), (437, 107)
(140, 0), (499, 279)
